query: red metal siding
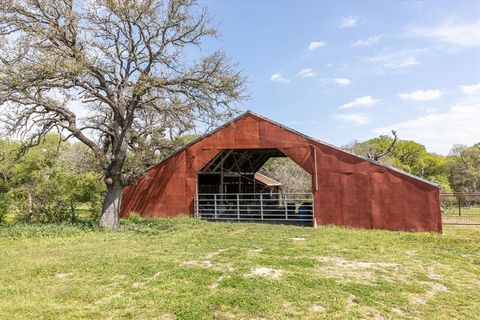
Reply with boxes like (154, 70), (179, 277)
(121, 112), (442, 232)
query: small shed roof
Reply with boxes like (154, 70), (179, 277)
(254, 172), (283, 186)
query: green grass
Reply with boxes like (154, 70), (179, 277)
(1, 219), (479, 319)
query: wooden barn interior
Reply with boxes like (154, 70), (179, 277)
(197, 148), (285, 194)
(196, 148), (313, 226)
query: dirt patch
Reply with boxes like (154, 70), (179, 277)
(180, 249), (233, 272)
(391, 307), (403, 315)
(94, 289), (125, 306)
(212, 310), (238, 319)
(309, 305), (325, 312)
(316, 256), (400, 269)
(316, 256), (401, 283)
(427, 266), (442, 280)
(410, 282), (448, 304)
(282, 302), (293, 309)
(345, 295), (384, 319)
(244, 267), (283, 279)
(180, 259), (233, 272)
(364, 306), (384, 320)
(133, 271), (163, 288)
(54, 273), (71, 279)
(409, 265), (448, 304)
(346, 294), (356, 308)
(209, 275), (226, 289)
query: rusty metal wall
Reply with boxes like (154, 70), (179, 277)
(121, 112), (442, 232)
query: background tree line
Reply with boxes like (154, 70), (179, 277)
(0, 133), (478, 224)
(342, 136), (480, 193)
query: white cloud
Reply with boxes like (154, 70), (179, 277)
(340, 16), (358, 28)
(398, 89), (443, 101)
(296, 68), (317, 78)
(352, 35), (382, 47)
(374, 100), (480, 154)
(385, 56), (419, 69)
(334, 113), (369, 125)
(270, 73), (290, 83)
(369, 51), (421, 70)
(308, 41), (327, 51)
(339, 95), (381, 109)
(333, 78), (351, 86)
(460, 83), (480, 96)
(408, 21), (480, 48)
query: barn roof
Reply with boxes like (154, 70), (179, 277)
(149, 110), (440, 188)
(254, 172), (283, 186)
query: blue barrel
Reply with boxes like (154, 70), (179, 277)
(298, 202), (312, 220)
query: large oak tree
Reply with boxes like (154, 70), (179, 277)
(0, 0), (246, 227)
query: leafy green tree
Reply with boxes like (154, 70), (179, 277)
(448, 143), (480, 193)
(391, 140), (426, 170)
(0, 135), (103, 223)
(343, 132), (397, 162)
(343, 135), (452, 190)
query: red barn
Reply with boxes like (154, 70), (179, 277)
(121, 111), (442, 232)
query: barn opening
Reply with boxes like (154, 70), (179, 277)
(195, 148), (313, 226)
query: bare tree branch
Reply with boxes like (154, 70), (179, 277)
(372, 130), (398, 161)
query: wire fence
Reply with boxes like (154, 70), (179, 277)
(441, 193), (480, 225)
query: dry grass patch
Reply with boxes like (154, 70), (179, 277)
(244, 267), (283, 279)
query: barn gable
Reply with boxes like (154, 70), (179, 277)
(121, 111), (441, 232)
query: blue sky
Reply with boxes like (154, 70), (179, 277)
(203, 0), (480, 154)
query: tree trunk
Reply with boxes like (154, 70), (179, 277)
(27, 192), (33, 224)
(99, 177), (122, 228)
(70, 203), (77, 223)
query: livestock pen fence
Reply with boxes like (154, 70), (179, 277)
(441, 193), (480, 225)
(195, 193), (314, 226)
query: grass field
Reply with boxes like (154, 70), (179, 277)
(1, 218), (479, 320)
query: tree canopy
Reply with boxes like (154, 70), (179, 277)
(0, 0), (246, 227)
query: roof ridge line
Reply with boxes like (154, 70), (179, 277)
(140, 110), (440, 188)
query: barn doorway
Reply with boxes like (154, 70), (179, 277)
(195, 148), (314, 226)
